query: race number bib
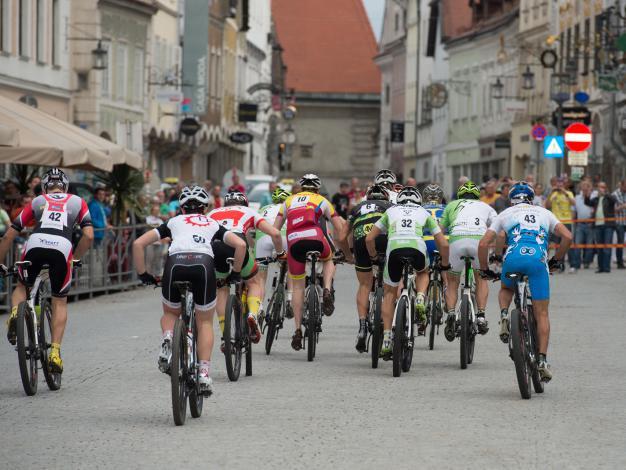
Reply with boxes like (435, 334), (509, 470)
(519, 212), (540, 231)
(41, 200), (68, 230)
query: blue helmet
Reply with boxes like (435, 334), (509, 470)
(509, 181), (535, 205)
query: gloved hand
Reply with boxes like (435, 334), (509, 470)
(0, 264), (8, 277)
(439, 263), (451, 271)
(227, 270), (242, 284)
(489, 254), (503, 264)
(548, 257), (563, 273)
(139, 272), (158, 286)
(479, 269), (499, 280)
(276, 250), (287, 260)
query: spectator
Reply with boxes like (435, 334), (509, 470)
(203, 179), (213, 193)
(347, 177), (365, 210)
(260, 182), (277, 207)
(588, 181), (617, 273)
(291, 183), (302, 195)
(572, 180), (595, 271)
(88, 187), (110, 246)
(211, 185), (223, 209)
(168, 189), (181, 217)
(156, 190), (170, 219)
(525, 174), (535, 186)
(228, 174), (246, 194)
(480, 180), (498, 207)
(0, 203), (10, 236)
(546, 177), (575, 271)
(612, 179), (626, 269)
(145, 204), (165, 276)
(3, 181), (20, 212)
(453, 175), (469, 200)
(28, 176), (42, 196)
(331, 182), (350, 218)
(405, 177), (417, 188)
(532, 183), (547, 206)
(494, 183), (511, 213)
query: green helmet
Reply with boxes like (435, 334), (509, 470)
(457, 181), (480, 199)
(271, 187), (291, 204)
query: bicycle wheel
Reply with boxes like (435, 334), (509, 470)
(39, 298), (61, 391)
(171, 318), (188, 425)
(392, 297), (407, 377)
(370, 287), (383, 369)
(245, 315), (252, 377)
(528, 306), (544, 394)
(189, 315), (203, 419)
(427, 281), (439, 351)
(467, 295), (476, 365)
(510, 309), (531, 399)
(306, 286), (318, 362)
(402, 300), (414, 373)
(16, 302), (38, 396)
(459, 295), (470, 370)
(224, 294), (242, 381)
(265, 288), (282, 355)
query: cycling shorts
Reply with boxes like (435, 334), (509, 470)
(255, 234), (287, 269)
(353, 235), (387, 273)
(384, 246), (427, 287)
(161, 252), (217, 311)
(20, 246), (72, 298)
(286, 226), (331, 279)
(501, 244), (549, 301)
(212, 233), (257, 280)
(449, 237), (480, 275)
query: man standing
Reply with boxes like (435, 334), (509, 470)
(480, 180), (498, 207)
(228, 174), (246, 194)
(588, 181), (617, 273)
(572, 180), (595, 270)
(612, 179), (626, 269)
(347, 177), (365, 210)
(88, 186), (109, 246)
(494, 183), (511, 214)
(545, 177), (575, 270)
(331, 182), (350, 219)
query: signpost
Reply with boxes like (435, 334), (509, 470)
(568, 151), (589, 166)
(564, 122), (592, 152)
(390, 121), (405, 143)
(238, 103), (258, 122)
(543, 136), (564, 158)
(552, 106), (591, 127)
(179, 117), (201, 137)
(229, 132), (254, 144)
(531, 123), (548, 141)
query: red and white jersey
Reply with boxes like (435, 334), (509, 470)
(155, 214), (228, 256)
(208, 205), (266, 234)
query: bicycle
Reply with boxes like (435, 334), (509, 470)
(389, 257), (417, 377)
(2, 261), (67, 396)
(262, 257), (287, 355)
(368, 256), (385, 369)
(506, 272), (545, 399)
(426, 251), (445, 351)
(457, 256), (478, 370)
(222, 262), (252, 381)
(169, 281), (208, 426)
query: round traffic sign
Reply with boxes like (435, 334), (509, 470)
(531, 123), (547, 141)
(564, 122), (592, 152)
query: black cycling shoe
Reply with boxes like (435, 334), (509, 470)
(291, 329), (303, 351)
(444, 314), (456, 342)
(476, 315), (489, 335)
(322, 288), (335, 316)
(285, 302), (294, 319)
(355, 322), (367, 353)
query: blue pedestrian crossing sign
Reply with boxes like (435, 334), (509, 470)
(543, 136), (564, 158)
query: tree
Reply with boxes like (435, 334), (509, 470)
(94, 165), (145, 225)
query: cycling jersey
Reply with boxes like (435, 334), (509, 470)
(348, 200), (391, 272)
(423, 203), (446, 256)
(155, 214), (228, 257)
(255, 203), (287, 261)
(208, 205), (266, 234)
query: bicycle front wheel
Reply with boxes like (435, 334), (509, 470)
(224, 294), (242, 381)
(264, 289), (281, 355)
(16, 302), (38, 396)
(528, 306), (544, 394)
(189, 316), (203, 419)
(306, 286), (318, 362)
(39, 299), (61, 391)
(459, 295), (470, 370)
(171, 318), (188, 425)
(510, 309), (531, 399)
(370, 287), (383, 369)
(392, 297), (407, 377)
(427, 281), (440, 351)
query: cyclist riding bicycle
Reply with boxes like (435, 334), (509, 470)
(133, 185), (247, 395)
(0, 168), (94, 374)
(273, 173), (349, 351)
(422, 183), (447, 263)
(254, 187), (292, 322)
(365, 187), (449, 356)
(478, 181), (572, 382)
(374, 169), (399, 203)
(209, 191), (285, 345)
(440, 181), (497, 340)
(342, 184), (392, 352)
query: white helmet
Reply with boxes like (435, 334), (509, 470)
(224, 190), (248, 207)
(299, 173), (321, 190)
(374, 169), (397, 186)
(397, 187), (422, 206)
(179, 185), (210, 208)
(41, 168), (69, 193)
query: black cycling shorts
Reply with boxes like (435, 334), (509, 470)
(385, 247), (427, 286)
(20, 247), (72, 298)
(353, 235), (387, 273)
(161, 252), (216, 310)
(211, 233), (257, 280)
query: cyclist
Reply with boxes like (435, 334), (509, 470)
(478, 181), (572, 382)
(343, 184), (392, 352)
(374, 169), (398, 203)
(273, 174), (349, 351)
(209, 191), (285, 344)
(440, 181), (497, 341)
(254, 187), (292, 322)
(365, 187), (449, 357)
(0, 168), (94, 374)
(422, 183), (447, 257)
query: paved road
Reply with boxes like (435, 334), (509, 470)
(0, 266), (625, 469)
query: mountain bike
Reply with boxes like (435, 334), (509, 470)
(506, 272), (544, 399)
(426, 251), (445, 351)
(458, 256), (478, 369)
(369, 256), (385, 369)
(390, 257), (417, 377)
(263, 257), (287, 355)
(2, 261), (66, 396)
(170, 281), (208, 426)
(223, 266), (252, 381)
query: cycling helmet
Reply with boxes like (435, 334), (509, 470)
(457, 181), (481, 199)
(366, 184), (389, 201)
(374, 169), (397, 186)
(41, 168), (69, 193)
(509, 181), (535, 205)
(224, 190), (248, 207)
(299, 173), (321, 191)
(271, 187), (291, 204)
(179, 185), (210, 212)
(396, 186), (422, 206)
(423, 184), (444, 204)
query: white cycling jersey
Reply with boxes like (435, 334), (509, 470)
(440, 199), (497, 240)
(208, 205), (265, 234)
(155, 214), (228, 256)
(488, 203), (560, 253)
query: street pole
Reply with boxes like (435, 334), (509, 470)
(556, 102), (563, 177)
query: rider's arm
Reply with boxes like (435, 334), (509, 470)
(433, 232), (449, 266)
(0, 226), (19, 262)
(495, 230), (506, 256)
(132, 228), (160, 274)
(257, 219), (284, 254)
(552, 222), (573, 261)
(330, 215), (350, 256)
(365, 224), (381, 258)
(478, 230), (497, 270)
(273, 201), (287, 230)
(223, 231), (246, 272)
(74, 226), (94, 260)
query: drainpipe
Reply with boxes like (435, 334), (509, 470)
(413, 0), (421, 176)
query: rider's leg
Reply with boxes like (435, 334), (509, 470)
(382, 284), (397, 330)
(498, 285), (514, 311)
(532, 300), (550, 355)
(355, 270), (373, 320)
(216, 285), (229, 334)
(245, 274), (263, 318)
(498, 285), (514, 342)
(291, 276), (305, 330)
(195, 307), (215, 361)
(50, 297), (69, 344)
(6, 284), (27, 343)
(445, 273), (460, 311)
(322, 259), (335, 290)
(161, 303), (181, 335)
(475, 276), (489, 310)
(11, 283), (27, 307)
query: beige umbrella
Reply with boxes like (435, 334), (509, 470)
(0, 123), (19, 147)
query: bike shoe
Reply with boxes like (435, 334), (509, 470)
(444, 314), (456, 342)
(381, 338), (392, 361)
(477, 316), (489, 335)
(158, 338), (172, 374)
(291, 329), (303, 351)
(355, 324), (367, 353)
(220, 337), (226, 354)
(499, 316), (510, 344)
(285, 302), (294, 319)
(322, 288), (335, 316)
(6, 308), (17, 346)
(48, 347), (63, 374)
(417, 321), (427, 336)
(247, 314), (262, 344)
(198, 374), (214, 397)
(537, 360), (552, 383)
(257, 309), (265, 331)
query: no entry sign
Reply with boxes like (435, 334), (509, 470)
(564, 123), (592, 152)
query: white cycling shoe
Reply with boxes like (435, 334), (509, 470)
(198, 373), (213, 396)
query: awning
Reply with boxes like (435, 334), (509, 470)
(0, 95), (143, 171)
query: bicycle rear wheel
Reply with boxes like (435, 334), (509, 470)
(510, 308), (531, 399)
(245, 316), (252, 377)
(189, 316), (203, 419)
(459, 295), (470, 370)
(402, 300), (414, 373)
(39, 299), (61, 391)
(16, 302), (38, 396)
(392, 297), (407, 377)
(427, 281), (440, 351)
(371, 287), (383, 369)
(528, 306), (544, 394)
(264, 290), (281, 355)
(224, 294), (242, 381)
(306, 287), (318, 362)
(171, 318), (188, 425)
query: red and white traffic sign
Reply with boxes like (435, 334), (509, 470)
(564, 122), (592, 152)
(531, 123), (547, 141)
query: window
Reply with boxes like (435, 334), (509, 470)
(101, 41), (111, 97)
(52, 0), (60, 65)
(583, 18), (590, 75)
(385, 84), (390, 105)
(300, 144), (313, 159)
(0, 0), (10, 52)
(19, 0), (30, 57)
(394, 13), (399, 31)
(115, 43), (128, 101)
(133, 48), (144, 103)
(36, 0), (44, 62)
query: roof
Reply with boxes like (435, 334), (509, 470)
(272, 0), (380, 95)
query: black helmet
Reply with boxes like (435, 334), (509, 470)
(299, 173), (321, 191)
(224, 191), (248, 207)
(41, 168), (69, 193)
(366, 184), (389, 201)
(423, 184), (444, 204)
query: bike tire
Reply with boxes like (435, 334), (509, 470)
(224, 294), (242, 382)
(371, 287), (383, 369)
(306, 287), (317, 362)
(427, 281), (438, 351)
(265, 289), (282, 355)
(402, 300), (414, 373)
(245, 316), (252, 377)
(392, 297), (406, 377)
(39, 299), (61, 391)
(189, 314), (203, 419)
(459, 295), (470, 370)
(528, 306), (544, 394)
(171, 318), (188, 425)
(510, 308), (531, 399)
(16, 302), (38, 396)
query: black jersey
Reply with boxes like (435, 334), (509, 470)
(347, 200), (392, 240)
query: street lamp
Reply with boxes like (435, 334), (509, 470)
(522, 65), (535, 90)
(91, 40), (108, 70)
(491, 78), (504, 100)
(550, 73), (570, 104)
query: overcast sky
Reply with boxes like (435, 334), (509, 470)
(363, 0), (384, 40)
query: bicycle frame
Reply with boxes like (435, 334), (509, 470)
(178, 284), (197, 386)
(392, 260), (414, 341)
(460, 257), (476, 322)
